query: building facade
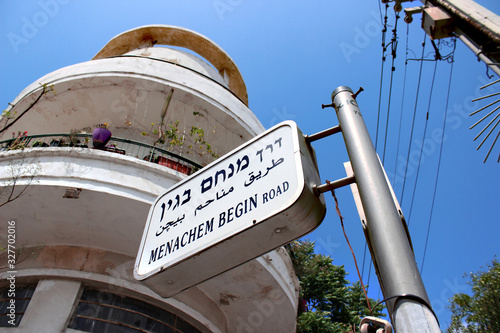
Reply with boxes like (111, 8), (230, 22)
(0, 25), (299, 332)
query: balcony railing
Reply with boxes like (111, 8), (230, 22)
(0, 133), (202, 175)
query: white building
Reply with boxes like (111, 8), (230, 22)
(0, 25), (299, 333)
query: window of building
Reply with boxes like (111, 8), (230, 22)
(68, 287), (201, 333)
(0, 284), (36, 327)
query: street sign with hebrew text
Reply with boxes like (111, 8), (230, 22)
(134, 121), (326, 297)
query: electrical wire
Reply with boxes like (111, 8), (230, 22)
(399, 31), (427, 204)
(393, 23), (410, 185)
(377, 0), (383, 26)
(366, 6), (399, 286)
(363, 3), (389, 282)
(361, 240), (368, 280)
(407, 59), (439, 226)
(421, 41), (456, 274)
(375, 3), (389, 152)
(327, 181), (372, 315)
(367, 257), (373, 295)
(381, 12), (400, 164)
(408, 39), (456, 226)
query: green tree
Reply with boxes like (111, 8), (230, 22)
(447, 259), (500, 333)
(288, 240), (385, 333)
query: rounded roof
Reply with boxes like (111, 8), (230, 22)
(92, 25), (248, 105)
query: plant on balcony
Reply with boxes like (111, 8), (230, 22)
(150, 119), (218, 159)
(32, 141), (49, 147)
(126, 112), (219, 161)
(156, 117), (219, 160)
(125, 89), (218, 173)
(7, 131), (29, 150)
(68, 129), (87, 147)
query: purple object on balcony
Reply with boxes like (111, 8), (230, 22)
(92, 125), (112, 148)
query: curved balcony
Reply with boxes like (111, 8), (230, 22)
(1, 133), (203, 175)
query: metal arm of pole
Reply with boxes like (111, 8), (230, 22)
(313, 175), (356, 195)
(305, 125), (341, 143)
(330, 86), (440, 332)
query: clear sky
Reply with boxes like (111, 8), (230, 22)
(1, 0), (499, 329)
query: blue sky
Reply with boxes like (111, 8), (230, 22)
(2, 0), (499, 328)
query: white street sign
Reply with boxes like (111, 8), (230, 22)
(134, 121), (325, 297)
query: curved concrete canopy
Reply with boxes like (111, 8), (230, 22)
(93, 25), (249, 106)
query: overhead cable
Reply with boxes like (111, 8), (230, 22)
(363, 2), (389, 283)
(393, 23), (410, 186)
(407, 59), (439, 227)
(381, 11), (400, 164)
(421, 44), (456, 274)
(399, 32), (427, 204)
(374, 3), (390, 152)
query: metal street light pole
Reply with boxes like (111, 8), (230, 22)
(330, 86), (440, 332)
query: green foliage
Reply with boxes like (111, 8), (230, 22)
(164, 120), (184, 147)
(1, 109), (16, 120)
(288, 240), (385, 333)
(447, 259), (500, 333)
(296, 310), (345, 333)
(7, 134), (29, 150)
(139, 114), (219, 160)
(189, 126), (218, 159)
